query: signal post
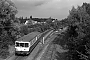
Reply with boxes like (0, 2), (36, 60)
(40, 37), (45, 45)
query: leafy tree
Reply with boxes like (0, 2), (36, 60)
(53, 3), (90, 60)
(20, 25), (29, 35)
(46, 17), (52, 23)
(65, 3), (90, 60)
(82, 3), (90, 16)
(46, 17), (53, 27)
(0, 0), (17, 19)
(0, 0), (18, 59)
(0, 0), (18, 32)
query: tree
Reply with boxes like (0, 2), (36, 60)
(57, 3), (90, 60)
(20, 25), (29, 35)
(82, 3), (90, 16)
(0, 0), (18, 58)
(0, 0), (18, 32)
(0, 0), (17, 19)
(30, 16), (32, 19)
(46, 17), (52, 24)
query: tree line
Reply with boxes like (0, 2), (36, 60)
(53, 2), (90, 60)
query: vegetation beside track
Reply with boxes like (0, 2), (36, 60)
(52, 2), (90, 60)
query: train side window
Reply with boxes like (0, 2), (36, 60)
(34, 38), (36, 43)
(25, 43), (29, 47)
(31, 40), (33, 46)
(32, 39), (35, 44)
(16, 42), (19, 47)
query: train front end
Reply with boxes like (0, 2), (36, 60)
(15, 41), (30, 56)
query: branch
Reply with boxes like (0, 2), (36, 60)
(76, 50), (88, 59)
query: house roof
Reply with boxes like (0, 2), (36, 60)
(17, 31), (40, 42)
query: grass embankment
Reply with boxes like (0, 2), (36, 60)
(0, 45), (15, 59)
(38, 30), (69, 60)
(51, 30), (70, 60)
(52, 26), (90, 60)
(0, 33), (15, 59)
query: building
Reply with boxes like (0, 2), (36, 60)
(24, 16), (56, 25)
(25, 17), (38, 25)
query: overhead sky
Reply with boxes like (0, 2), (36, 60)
(12, 0), (90, 20)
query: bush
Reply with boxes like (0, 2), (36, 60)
(0, 50), (9, 59)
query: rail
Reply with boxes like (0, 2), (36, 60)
(43, 30), (53, 41)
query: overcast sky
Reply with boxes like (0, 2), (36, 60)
(12, 0), (90, 20)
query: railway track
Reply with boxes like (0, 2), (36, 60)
(14, 56), (27, 60)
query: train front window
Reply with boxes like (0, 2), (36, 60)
(25, 43), (29, 47)
(20, 43), (24, 47)
(16, 42), (19, 47)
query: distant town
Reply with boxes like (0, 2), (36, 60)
(16, 16), (57, 25)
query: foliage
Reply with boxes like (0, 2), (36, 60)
(64, 3), (90, 60)
(0, 0), (17, 19)
(53, 2), (90, 60)
(82, 3), (90, 16)
(46, 17), (52, 24)
(19, 25), (29, 35)
(0, 0), (18, 59)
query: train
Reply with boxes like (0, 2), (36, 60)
(15, 30), (52, 56)
(15, 31), (41, 56)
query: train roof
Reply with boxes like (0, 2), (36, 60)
(16, 31), (40, 42)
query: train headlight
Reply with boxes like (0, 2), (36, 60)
(24, 48), (29, 51)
